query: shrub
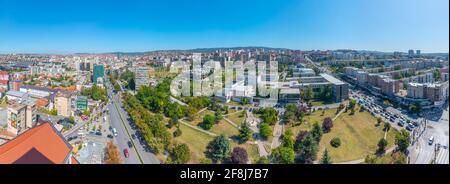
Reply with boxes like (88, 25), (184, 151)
(330, 137), (341, 148)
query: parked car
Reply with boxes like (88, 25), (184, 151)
(397, 120), (405, 127)
(123, 148), (129, 158)
(127, 141), (133, 148)
(107, 134), (113, 139)
(95, 131), (102, 136)
(406, 123), (415, 131)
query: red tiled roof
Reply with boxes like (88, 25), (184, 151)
(0, 71), (8, 76)
(0, 80), (8, 85)
(71, 156), (79, 164)
(0, 122), (73, 164)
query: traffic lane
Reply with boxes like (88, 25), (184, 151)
(112, 94), (160, 164)
(108, 103), (140, 164)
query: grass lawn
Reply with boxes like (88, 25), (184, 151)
(318, 107), (398, 163)
(231, 143), (259, 163)
(186, 110), (214, 126)
(210, 120), (239, 138)
(172, 123), (259, 164)
(172, 123), (214, 163)
(226, 110), (246, 125)
(309, 100), (333, 107)
(288, 108), (338, 136)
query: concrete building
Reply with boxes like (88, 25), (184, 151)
(380, 78), (399, 96)
(55, 91), (72, 117)
(22, 100), (37, 129)
(293, 68), (315, 77)
(424, 82), (449, 105)
(407, 83), (425, 99)
(0, 80), (8, 92)
(11, 80), (22, 91)
(441, 72), (449, 82)
(76, 96), (88, 110)
(134, 66), (150, 91)
(19, 85), (56, 99)
(7, 102), (26, 136)
(407, 82), (449, 105)
(321, 73), (349, 102)
(279, 88), (301, 103)
(5, 90), (28, 102)
(0, 71), (8, 81)
(92, 64), (104, 84)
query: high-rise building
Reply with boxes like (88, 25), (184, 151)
(416, 50), (421, 55)
(7, 102), (26, 136)
(408, 49), (415, 57)
(55, 91), (72, 117)
(134, 66), (150, 91)
(92, 64), (105, 84)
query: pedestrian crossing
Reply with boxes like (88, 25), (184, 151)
(435, 147), (449, 164)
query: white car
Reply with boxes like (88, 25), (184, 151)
(428, 137), (434, 145)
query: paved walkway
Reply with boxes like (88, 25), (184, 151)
(179, 119), (217, 137)
(334, 146), (397, 164)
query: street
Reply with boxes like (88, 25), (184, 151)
(106, 78), (160, 164)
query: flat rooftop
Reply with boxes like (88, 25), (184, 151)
(320, 73), (346, 85)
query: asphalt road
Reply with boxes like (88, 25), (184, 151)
(106, 80), (160, 164)
(410, 106), (449, 164)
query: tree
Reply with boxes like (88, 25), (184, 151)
(173, 128), (182, 137)
(49, 108), (58, 116)
(384, 122), (391, 132)
(376, 117), (383, 126)
(239, 122), (252, 143)
(205, 135), (231, 163)
(395, 130), (411, 153)
(377, 138), (388, 154)
(257, 108), (278, 125)
(114, 82), (121, 92)
(170, 144), (191, 164)
(214, 111), (223, 122)
(104, 141), (122, 164)
(305, 86), (314, 100)
(295, 131), (310, 150)
(255, 156), (270, 164)
(322, 117), (333, 133)
(272, 146), (295, 164)
(311, 122), (323, 142)
(241, 98), (249, 105)
(296, 134), (319, 163)
(199, 158), (213, 164)
(230, 147), (249, 164)
(201, 114), (216, 130)
(320, 149), (332, 164)
(330, 137), (341, 148)
(349, 99), (357, 110)
(259, 123), (272, 140)
(281, 130), (294, 149)
(433, 69), (441, 81)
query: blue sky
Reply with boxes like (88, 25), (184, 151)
(0, 0), (448, 53)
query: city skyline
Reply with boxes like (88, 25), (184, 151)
(0, 0), (449, 54)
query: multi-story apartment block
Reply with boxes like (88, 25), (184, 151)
(7, 102), (26, 136)
(134, 66), (150, 91)
(55, 91), (72, 117)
